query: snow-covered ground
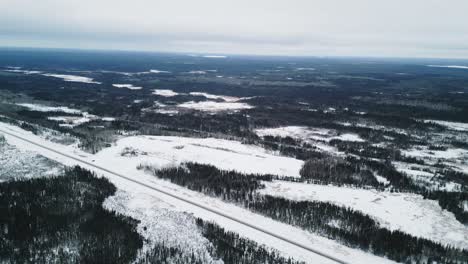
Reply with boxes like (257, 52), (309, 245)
(0, 137), (62, 181)
(97, 135), (303, 177)
(203, 55), (227, 58)
(260, 181), (468, 249)
(424, 120), (468, 132)
(255, 126), (364, 143)
(16, 103), (114, 128)
(152, 89), (180, 97)
(393, 161), (463, 192)
(16, 103), (83, 114)
(189, 92), (240, 102)
(42, 73), (101, 84)
(112, 84), (142, 90)
(403, 146), (468, 167)
(0, 122), (396, 264)
(149, 69), (171, 74)
(178, 101), (253, 112)
(427, 65), (468, 70)
(104, 190), (220, 263)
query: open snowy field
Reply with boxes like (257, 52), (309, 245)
(96, 135), (303, 177)
(104, 190), (220, 263)
(15, 103), (115, 128)
(177, 101), (253, 112)
(112, 84), (142, 90)
(42, 73), (101, 84)
(0, 122), (396, 264)
(424, 119), (468, 132)
(260, 181), (468, 249)
(0, 137), (62, 181)
(16, 103), (83, 114)
(255, 126), (365, 143)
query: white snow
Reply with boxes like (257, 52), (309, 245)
(149, 69), (171, 74)
(16, 103), (83, 114)
(154, 109), (179, 116)
(203, 55), (227, 58)
(48, 116), (93, 127)
(0, 122), (396, 264)
(152, 89), (179, 97)
(296, 68), (315, 71)
(0, 139), (63, 181)
(112, 84), (142, 90)
(42, 74), (101, 84)
(99, 135), (303, 177)
(424, 120), (468, 132)
(255, 126), (364, 143)
(4, 69), (42, 74)
(104, 190), (220, 263)
(178, 101), (253, 112)
(189, 92), (240, 102)
(188, 71), (207, 74)
(260, 181), (468, 249)
(427, 65), (468, 70)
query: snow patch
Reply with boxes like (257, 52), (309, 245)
(178, 101), (253, 112)
(112, 84), (142, 90)
(42, 74), (101, 84)
(153, 89), (179, 97)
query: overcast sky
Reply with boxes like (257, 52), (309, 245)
(1, 0), (467, 58)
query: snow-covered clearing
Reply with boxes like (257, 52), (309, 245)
(203, 55), (227, 58)
(178, 101), (253, 112)
(427, 65), (468, 70)
(152, 89), (180, 97)
(260, 181), (468, 249)
(393, 161), (463, 192)
(42, 74), (101, 84)
(16, 103), (83, 114)
(188, 70), (207, 74)
(0, 137), (63, 181)
(112, 84), (142, 90)
(149, 69), (171, 74)
(424, 120), (468, 132)
(4, 69), (42, 74)
(189, 92), (240, 102)
(255, 126), (364, 143)
(98, 135), (303, 177)
(403, 146), (468, 166)
(16, 103), (114, 128)
(0, 122), (396, 264)
(104, 190), (220, 263)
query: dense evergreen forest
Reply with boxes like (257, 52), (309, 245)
(0, 166), (143, 264)
(0, 166), (308, 264)
(147, 162), (468, 264)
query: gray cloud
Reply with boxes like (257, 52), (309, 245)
(1, 0), (467, 58)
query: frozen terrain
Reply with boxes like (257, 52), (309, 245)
(112, 84), (143, 90)
(260, 181), (468, 249)
(189, 92), (240, 102)
(427, 65), (468, 70)
(0, 122), (396, 264)
(255, 126), (365, 143)
(178, 101), (253, 112)
(0, 136), (62, 181)
(152, 89), (180, 97)
(424, 120), (468, 132)
(104, 190), (221, 264)
(16, 103), (83, 114)
(42, 74), (101, 84)
(98, 135), (303, 177)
